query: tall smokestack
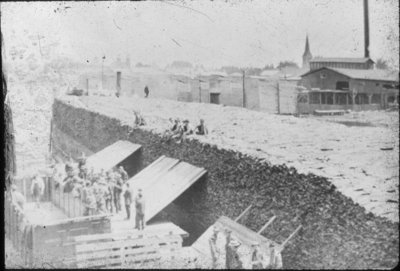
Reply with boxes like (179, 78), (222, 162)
(363, 0), (370, 58)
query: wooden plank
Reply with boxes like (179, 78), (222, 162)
(234, 204), (253, 222)
(77, 251), (162, 268)
(278, 225), (302, 252)
(76, 245), (166, 262)
(76, 222), (187, 242)
(257, 215), (276, 234)
(76, 235), (182, 253)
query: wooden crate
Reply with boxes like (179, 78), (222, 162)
(73, 232), (183, 268)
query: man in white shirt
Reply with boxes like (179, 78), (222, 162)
(31, 174), (45, 208)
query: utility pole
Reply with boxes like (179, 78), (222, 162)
(199, 77), (202, 103)
(277, 81), (281, 114)
(37, 34), (44, 56)
(363, 0), (370, 58)
(242, 70), (246, 108)
(101, 55), (106, 90)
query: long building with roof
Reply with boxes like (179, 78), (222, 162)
(298, 66), (399, 113)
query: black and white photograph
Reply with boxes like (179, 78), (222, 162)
(2, 0), (399, 269)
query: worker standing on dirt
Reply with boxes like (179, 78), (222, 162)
(144, 85), (149, 98)
(250, 241), (264, 269)
(123, 182), (132, 220)
(31, 174), (45, 208)
(228, 239), (243, 269)
(267, 243), (282, 269)
(135, 188), (145, 230)
(225, 229), (232, 268)
(209, 226), (220, 268)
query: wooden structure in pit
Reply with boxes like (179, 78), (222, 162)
(191, 205), (302, 269)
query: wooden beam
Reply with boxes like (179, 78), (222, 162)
(234, 204), (252, 223)
(279, 225), (302, 251)
(257, 216), (276, 235)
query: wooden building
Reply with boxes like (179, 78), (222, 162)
(298, 67), (399, 113)
(309, 57), (374, 71)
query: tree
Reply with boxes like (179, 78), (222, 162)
(277, 61), (299, 70)
(375, 58), (388, 70)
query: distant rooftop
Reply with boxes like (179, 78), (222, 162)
(301, 67), (399, 82)
(310, 57), (374, 64)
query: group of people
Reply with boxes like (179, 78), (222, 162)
(209, 226), (282, 269)
(164, 118), (208, 143)
(57, 154), (146, 230)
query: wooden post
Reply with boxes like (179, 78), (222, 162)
(23, 177), (26, 198)
(199, 78), (202, 103)
(242, 70), (246, 108)
(277, 82), (281, 114)
(257, 216), (276, 235)
(234, 204), (252, 223)
(279, 225), (302, 252)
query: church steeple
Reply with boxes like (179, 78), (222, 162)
(302, 35), (312, 69)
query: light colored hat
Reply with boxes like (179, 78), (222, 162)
(251, 241), (260, 247)
(11, 184), (17, 190)
(229, 239), (241, 247)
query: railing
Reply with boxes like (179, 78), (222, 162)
(4, 194), (34, 266)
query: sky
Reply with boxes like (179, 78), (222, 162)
(1, 0), (399, 69)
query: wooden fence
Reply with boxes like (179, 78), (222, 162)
(50, 178), (87, 218)
(31, 214), (112, 267)
(72, 231), (183, 268)
(4, 194), (34, 265)
(5, 189), (112, 268)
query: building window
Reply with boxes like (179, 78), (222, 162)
(335, 93), (347, 105)
(371, 94), (381, 104)
(336, 81), (349, 90)
(321, 92), (327, 104)
(310, 92), (320, 104)
(355, 93), (369, 104)
(375, 83), (380, 87)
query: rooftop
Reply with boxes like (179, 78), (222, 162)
(310, 57), (374, 64)
(301, 67), (399, 82)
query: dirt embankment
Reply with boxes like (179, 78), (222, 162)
(52, 98), (398, 269)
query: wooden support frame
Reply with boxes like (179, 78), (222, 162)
(234, 204), (252, 223)
(257, 215), (276, 235)
(278, 225), (302, 252)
